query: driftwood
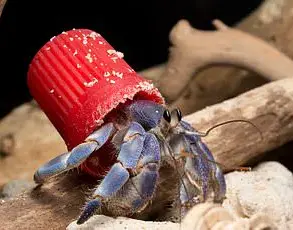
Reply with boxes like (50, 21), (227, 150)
(1, 78), (293, 229)
(141, 0), (293, 115)
(184, 78), (293, 171)
(158, 19), (293, 101)
(0, 0), (6, 16)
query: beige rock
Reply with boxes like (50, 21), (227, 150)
(181, 203), (276, 230)
(223, 161), (293, 229)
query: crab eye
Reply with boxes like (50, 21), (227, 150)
(163, 109), (171, 123)
(175, 108), (182, 121)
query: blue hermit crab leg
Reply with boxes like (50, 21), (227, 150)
(183, 138), (210, 203)
(178, 120), (226, 202)
(166, 131), (208, 205)
(196, 140), (226, 202)
(127, 133), (160, 212)
(34, 123), (115, 184)
(180, 176), (200, 216)
(77, 124), (160, 224)
(183, 132), (226, 203)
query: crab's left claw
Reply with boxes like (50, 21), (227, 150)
(77, 124), (160, 225)
(34, 123), (115, 184)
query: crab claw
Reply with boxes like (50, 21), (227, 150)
(34, 123), (115, 184)
(77, 124), (161, 224)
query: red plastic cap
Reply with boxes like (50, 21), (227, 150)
(27, 29), (164, 150)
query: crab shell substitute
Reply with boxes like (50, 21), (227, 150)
(27, 29), (164, 151)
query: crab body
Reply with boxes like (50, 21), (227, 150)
(34, 100), (226, 224)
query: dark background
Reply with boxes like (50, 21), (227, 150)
(0, 0), (263, 118)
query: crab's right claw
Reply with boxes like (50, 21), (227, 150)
(34, 123), (115, 184)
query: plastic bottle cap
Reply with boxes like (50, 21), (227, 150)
(27, 29), (164, 150)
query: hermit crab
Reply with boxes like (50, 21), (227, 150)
(27, 29), (226, 224)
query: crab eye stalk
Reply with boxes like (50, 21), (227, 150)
(175, 108), (182, 121)
(170, 108), (182, 128)
(163, 109), (171, 123)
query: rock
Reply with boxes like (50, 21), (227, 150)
(0, 179), (35, 199)
(223, 161), (293, 230)
(67, 215), (179, 230)
(181, 203), (275, 230)
(0, 102), (65, 186)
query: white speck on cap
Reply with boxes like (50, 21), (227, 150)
(116, 51), (124, 58)
(111, 57), (118, 63)
(107, 49), (116, 55)
(50, 36), (56, 42)
(89, 32), (98, 40)
(83, 78), (99, 87)
(104, 72), (110, 77)
(85, 53), (93, 63)
(116, 72), (123, 78)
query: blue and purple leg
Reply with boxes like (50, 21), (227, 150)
(182, 134), (210, 203)
(34, 123), (115, 184)
(183, 129), (226, 203)
(196, 140), (226, 202)
(77, 123), (160, 224)
(179, 175), (202, 216)
(167, 132), (208, 206)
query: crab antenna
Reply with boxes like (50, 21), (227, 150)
(192, 119), (263, 141)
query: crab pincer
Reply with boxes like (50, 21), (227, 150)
(27, 29), (226, 224)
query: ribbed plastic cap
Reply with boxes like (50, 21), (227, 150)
(27, 29), (164, 150)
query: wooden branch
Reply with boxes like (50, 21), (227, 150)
(158, 19), (293, 102)
(0, 0), (7, 17)
(1, 78), (293, 229)
(138, 0), (293, 116)
(184, 78), (293, 171)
